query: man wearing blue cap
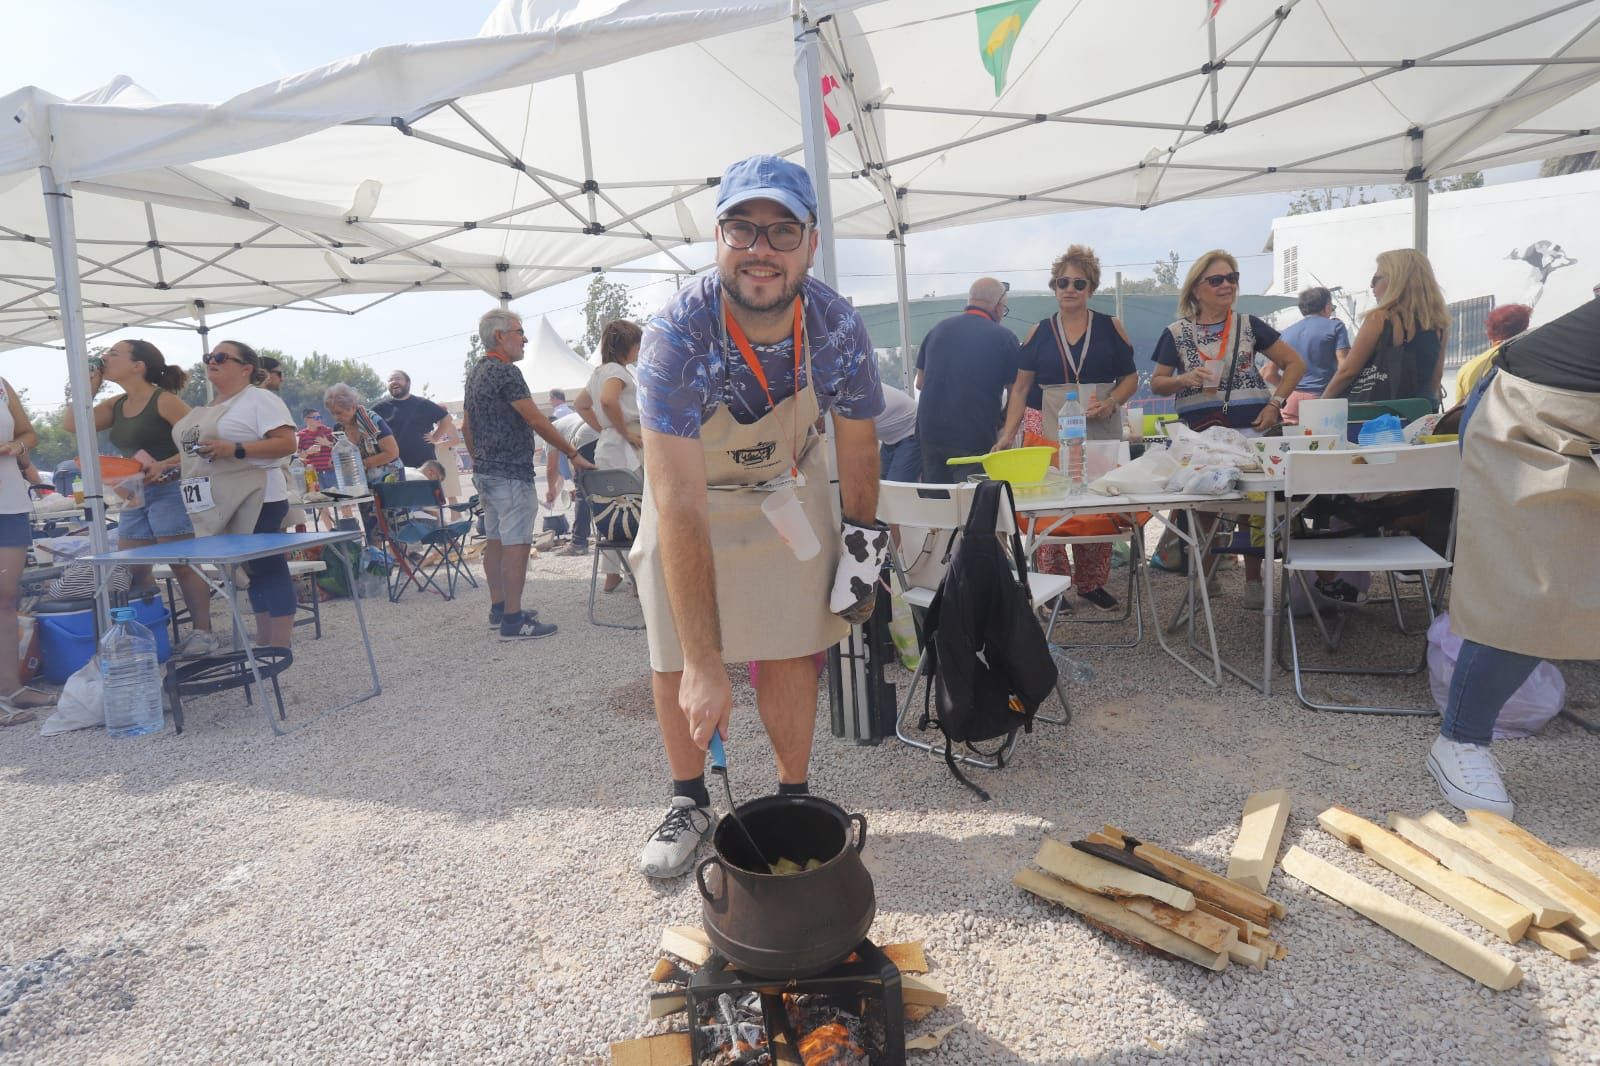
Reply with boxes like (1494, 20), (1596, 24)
(631, 154), (890, 878)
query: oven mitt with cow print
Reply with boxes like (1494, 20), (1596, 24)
(830, 519), (892, 624)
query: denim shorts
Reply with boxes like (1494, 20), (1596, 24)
(0, 511), (28, 548)
(116, 479), (194, 541)
(472, 473), (537, 546)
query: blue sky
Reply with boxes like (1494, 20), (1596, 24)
(2, 1), (1529, 406)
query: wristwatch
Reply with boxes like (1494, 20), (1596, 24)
(234, 442), (247, 460)
(1269, 395), (1288, 410)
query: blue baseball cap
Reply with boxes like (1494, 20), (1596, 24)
(715, 155), (817, 223)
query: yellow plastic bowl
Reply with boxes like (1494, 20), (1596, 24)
(945, 445), (1055, 484)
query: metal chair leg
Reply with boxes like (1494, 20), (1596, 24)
(893, 652), (1018, 769)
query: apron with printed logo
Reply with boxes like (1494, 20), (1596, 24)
(172, 390), (268, 538)
(631, 302), (845, 673)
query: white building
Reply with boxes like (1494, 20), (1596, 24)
(1264, 170), (1600, 370)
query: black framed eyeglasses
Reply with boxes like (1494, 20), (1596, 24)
(202, 353), (246, 367)
(717, 218), (811, 253)
(1202, 271), (1241, 287)
(1051, 277), (1090, 292)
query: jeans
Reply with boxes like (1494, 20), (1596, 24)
(246, 500), (297, 618)
(880, 436), (922, 482)
(1440, 639), (1541, 746)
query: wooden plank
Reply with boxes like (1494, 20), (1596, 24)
(1195, 900), (1253, 939)
(1036, 838), (1195, 910)
(1388, 813), (1574, 928)
(900, 972), (949, 1008)
(1318, 806), (1533, 942)
(1430, 815), (1600, 947)
(1281, 846), (1522, 990)
(1014, 868), (1229, 971)
(1226, 938), (1268, 970)
(1228, 789), (1292, 893)
(1099, 825), (1285, 924)
(1249, 932), (1287, 961)
(611, 1032), (692, 1066)
(647, 991), (688, 1019)
(1118, 897), (1240, 953)
(1525, 926), (1590, 962)
(880, 940), (928, 975)
(903, 1004), (936, 1023)
(1463, 810), (1600, 942)
(649, 957), (689, 984)
(659, 926), (711, 967)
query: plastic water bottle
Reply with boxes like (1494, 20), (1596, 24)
(100, 607), (164, 738)
(331, 430), (367, 494)
(1051, 646), (1096, 685)
(1057, 390), (1088, 494)
(287, 457), (307, 497)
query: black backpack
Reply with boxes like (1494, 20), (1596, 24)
(920, 479), (1060, 799)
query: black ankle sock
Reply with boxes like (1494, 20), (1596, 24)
(673, 776), (711, 809)
(490, 600), (504, 613)
(776, 781), (810, 797)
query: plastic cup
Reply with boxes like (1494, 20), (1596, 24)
(72, 487), (85, 505)
(1084, 441), (1123, 482)
(1200, 361), (1224, 389)
(1124, 406), (1144, 440)
(761, 486), (821, 561)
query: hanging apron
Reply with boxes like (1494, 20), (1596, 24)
(1037, 313), (1122, 441)
(1450, 371), (1600, 660)
(172, 392), (269, 539)
(630, 312), (845, 673)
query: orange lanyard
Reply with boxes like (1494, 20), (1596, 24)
(484, 350), (511, 363)
(724, 298), (805, 477)
(1200, 313), (1233, 361)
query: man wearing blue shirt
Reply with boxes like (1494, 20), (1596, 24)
(914, 278), (1019, 482)
(632, 155), (886, 879)
(1268, 287), (1350, 425)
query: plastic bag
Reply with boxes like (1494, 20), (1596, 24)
(109, 473), (145, 509)
(1158, 424), (1249, 494)
(41, 659), (105, 736)
(1426, 613), (1565, 739)
(1089, 447), (1178, 496)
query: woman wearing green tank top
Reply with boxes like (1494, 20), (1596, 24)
(66, 339), (219, 659)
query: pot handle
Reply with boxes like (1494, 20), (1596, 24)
(849, 812), (869, 853)
(696, 856), (725, 903)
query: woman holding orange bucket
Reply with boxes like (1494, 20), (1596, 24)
(66, 340), (218, 659)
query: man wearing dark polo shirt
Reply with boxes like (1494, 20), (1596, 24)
(914, 278), (1019, 483)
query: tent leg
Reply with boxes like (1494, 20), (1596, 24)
(1410, 130), (1428, 254)
(195, 299), (213, 402)
(40, 164), (114, 629)
(893, 235), (914, 394)
(792, 1), (837, 288)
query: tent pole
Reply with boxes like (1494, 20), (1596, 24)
(1410, 129), (1429, 254)
(1114, 270), (1125, 322)
(195, 299), (214, 402)
(40, 164), (113, 626)
(793, 1), (838, 288)
(893, 234), (914, 394)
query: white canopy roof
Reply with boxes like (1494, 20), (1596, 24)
(5, 0), (1600, 353)
(520, 315), (596, 393)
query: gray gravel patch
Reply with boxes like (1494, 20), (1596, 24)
(1, 549), (1597, 1064)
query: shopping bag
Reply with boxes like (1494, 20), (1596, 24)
(1426, 613), (1565, 739)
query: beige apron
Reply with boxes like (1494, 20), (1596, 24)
(173, 391), (269, 539)
(1040, 382), (1122, 441)
(631, 354), (845, 673)
(1450, 371), (1600, 659)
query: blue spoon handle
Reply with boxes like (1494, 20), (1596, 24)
(708, 730), (727, 772)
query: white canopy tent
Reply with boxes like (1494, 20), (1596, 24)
(521, 315), (597, 393)
(5, 0), (1600, 597)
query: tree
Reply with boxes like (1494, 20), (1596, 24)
(1390, 171), (1484, 198)
(179, 348), (384, 415)
(572, 272), (643, 357)
(1287, 185), (1377, 215)
(1539, 152), (1598, 177)
(1115, 251), (1183, 295)
(463, 332), (483, 390)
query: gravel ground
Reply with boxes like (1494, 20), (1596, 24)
(2, 547), (1597, 1065)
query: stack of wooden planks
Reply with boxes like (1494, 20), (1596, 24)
(1014, 824), (1288, 972)
(1289, 805), (1600, 992)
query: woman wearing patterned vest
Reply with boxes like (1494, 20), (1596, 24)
(1150, 250), (1303, 596)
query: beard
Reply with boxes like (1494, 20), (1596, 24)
(719, 262), (805, 316)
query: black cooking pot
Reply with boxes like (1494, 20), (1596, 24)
(696, 794), (875, 980)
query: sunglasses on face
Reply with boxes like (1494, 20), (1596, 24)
(1051, 277), (1090, 292)
(203, 353), (247, 367)
(717, 218), (811, 253)
(1371, 274), (1386, 287)
(1202, 271), (1241, 288)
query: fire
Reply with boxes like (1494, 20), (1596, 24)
(797, 1021), (864, 1065)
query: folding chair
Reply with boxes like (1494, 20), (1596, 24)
(1023, 510), (1148, 649)
(370, 480), (475, 602)
(574, 467), (645, 631)
(878, 480), (1072, 770)
(1279, 443), (1459, 715)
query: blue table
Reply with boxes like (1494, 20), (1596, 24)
(79, 531), (381, 734)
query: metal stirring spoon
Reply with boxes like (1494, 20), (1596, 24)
(708, 730), (769, 871)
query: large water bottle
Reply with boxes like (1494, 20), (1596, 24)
(1057, 390), (1088, 494)
(287, 457), (307, 498)
(100, 607), (164, 738)
(331, 429), (367, 494)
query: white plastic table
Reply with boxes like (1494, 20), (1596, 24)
(78, 530), (381, 734)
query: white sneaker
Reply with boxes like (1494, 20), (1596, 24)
(1427, 735), (1514, 818)
(639, 797), (713, 879)
(173, 630), (220, 660)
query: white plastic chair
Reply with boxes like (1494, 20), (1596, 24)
(1279, 443), (1459, 715)
(877, 480), (1071, 769)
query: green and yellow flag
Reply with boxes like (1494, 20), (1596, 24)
(976, 0), (1040, 95)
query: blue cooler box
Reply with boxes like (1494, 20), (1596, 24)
(38, 597), (173, 684)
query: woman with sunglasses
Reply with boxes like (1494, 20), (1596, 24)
(1319, 248), (1450, 406)
(996, 245), (1138, 610)
(1151, 251), (1304, 596)
(173, 340), (300, 650)
(65, 339), (219, 658)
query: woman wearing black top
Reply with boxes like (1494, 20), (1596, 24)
(996, 244), (1138, 610)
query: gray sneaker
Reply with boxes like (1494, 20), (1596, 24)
(174, 630), (220, 660)
(639, 797), (713, 879)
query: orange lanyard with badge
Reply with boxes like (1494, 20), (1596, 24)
(723, 297), (805, 481)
